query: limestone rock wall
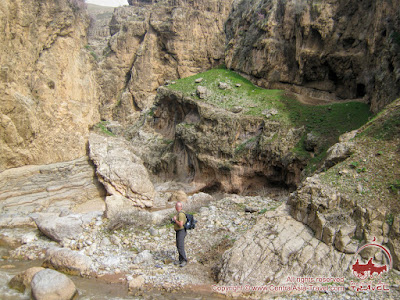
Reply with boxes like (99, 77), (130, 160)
(0, 0), (100, 172)
(225, 0), (400, 112)
(97, 0), (233, 122)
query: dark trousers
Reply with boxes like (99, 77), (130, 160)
(176, 229), (187, 262)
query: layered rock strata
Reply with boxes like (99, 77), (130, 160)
(0, 157), (105, 218)
(225, 0), (400, 112)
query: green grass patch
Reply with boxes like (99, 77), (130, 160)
(95, 121), (115, 136)
(363, 113), (400, 140)
(168, 67), (371, 141)
(234, 136), (259, 154)
(389, 180), (400, 194)
(168, 66), (372, 170)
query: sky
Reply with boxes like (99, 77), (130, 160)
(85, 0), (128, 7)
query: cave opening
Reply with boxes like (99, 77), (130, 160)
(356, 83), (366, 98)
(389, 62), (394, 72)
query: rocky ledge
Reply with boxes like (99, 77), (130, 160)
(125, 86), (307, 194)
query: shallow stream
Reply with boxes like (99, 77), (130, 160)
(0, 247), (223, 300)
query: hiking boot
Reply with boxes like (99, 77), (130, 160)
(173, 260), (180, 266)
(179, 261), (187, 267)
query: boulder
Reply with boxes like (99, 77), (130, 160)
(195, 78), (203, 83)
(230, 106), (243, 113)
(133, 250), (154, 265)
(218, 82), (229, 90)
(196, 86), (210, 99)
(31, 269), (77, 300)
(168, 190), (188, 203)
(32, 212), (100, 243)
(89, 133), (155, 208)
(32, 214), (83, 243)
(9, 267), (44, 292)
(305, 132), (320, 151)
(42, 248), (92, 276)
(189, 192), (213, 204)
(128, 275), (145, 290)
(323, 141), (355, 168)
(105, 194), (138, 219)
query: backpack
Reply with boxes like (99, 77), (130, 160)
(184, 213), (197, 230)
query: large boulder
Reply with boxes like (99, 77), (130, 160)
(31, 269), (77, 300)
(42, 248), (92, 276)
(9, 267), (44, 292)
(196, 86), (210, 99)
(168, 190), (188, 203)
(105, 194), (138, 219)
(89, 133), (155, 208)
(32, 212), (101, 243)
(323, 141), (355, 168)
(33, 214), (82, 243)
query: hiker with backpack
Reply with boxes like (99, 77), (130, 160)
(172, 201), (188, 267)
(171, 201), (197, 267)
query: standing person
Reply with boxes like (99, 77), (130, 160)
(172, 201), (187, 267)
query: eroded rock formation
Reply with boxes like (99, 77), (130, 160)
(225, 0), (400, 112)
(219, 204), (354, 286)
(0, 0), (100, 171)
(133, 87), (306, 193)
(96, 0), (233, 122)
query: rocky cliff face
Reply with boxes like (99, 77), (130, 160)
(96, 0), (233, 122)
(128, 86), (305, 193)
(87, 4), (115, 59)
(225, 0), (400, 112)
(220, 98), (400, 284)
(0, 0), (100, 172)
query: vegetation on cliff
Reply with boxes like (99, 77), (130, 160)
(320, 98), (400, 212)
(167, 67), (372, 175)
